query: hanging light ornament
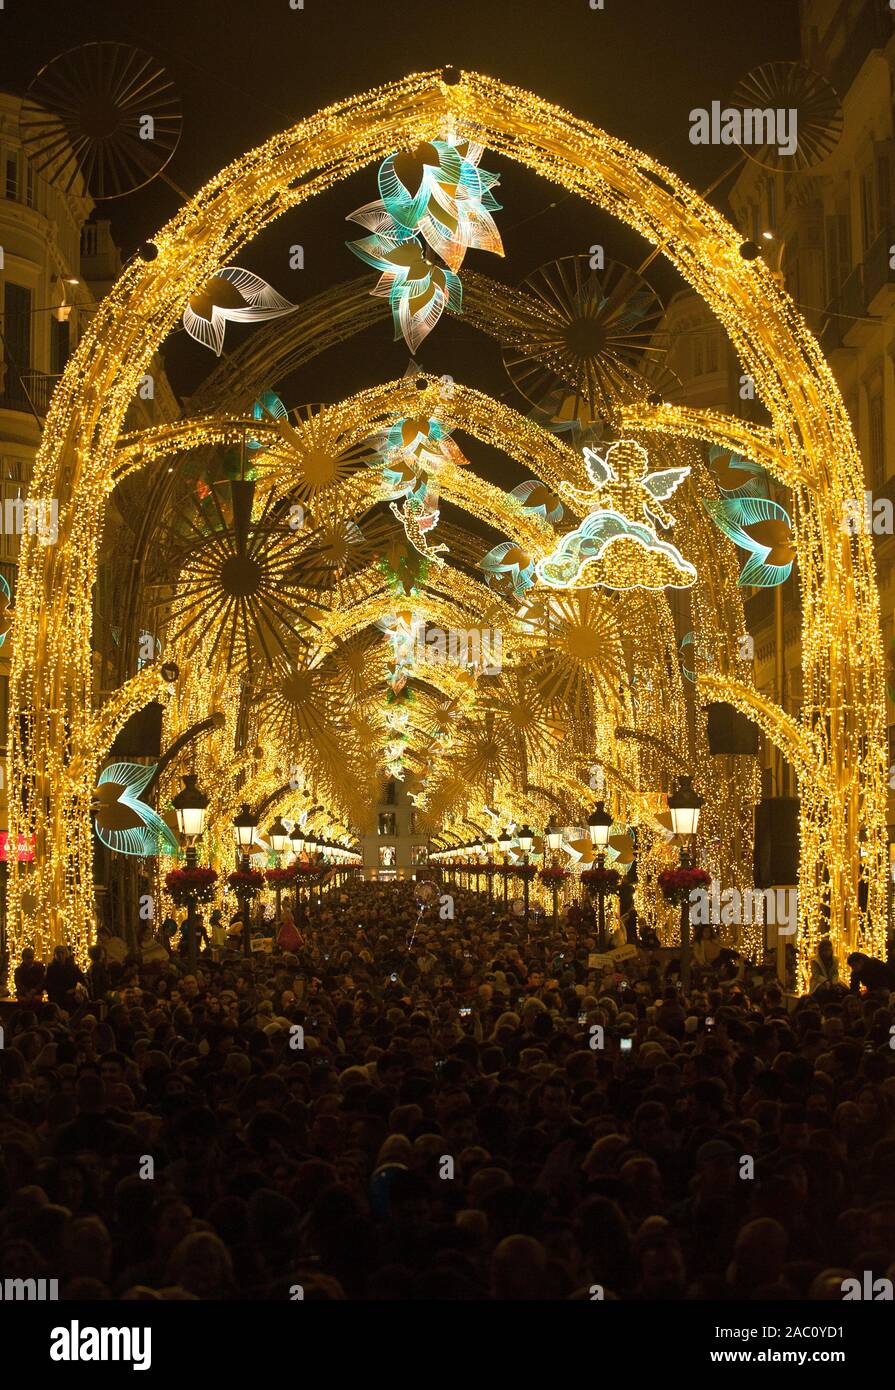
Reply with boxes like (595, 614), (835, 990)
(702, 497), (796, 587)
(347, 139), (503, 351)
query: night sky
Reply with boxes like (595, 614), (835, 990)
(0, 0), (801, 461)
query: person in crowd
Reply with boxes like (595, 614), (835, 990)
(810, 936), (839, 995)
(0, 880), (893, 1301)
(846, 951), (895, 995)
(44, 944), (87, 1009)
(13, 944), (46, 1002)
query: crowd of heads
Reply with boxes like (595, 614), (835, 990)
(2, 879), (895, 1300)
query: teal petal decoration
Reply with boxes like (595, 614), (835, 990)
(94, 762), (179, 858)
(702, 496), (795, 588)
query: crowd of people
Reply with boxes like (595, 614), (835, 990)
(2, 879), (895, 1300)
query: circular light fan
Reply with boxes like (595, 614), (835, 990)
(22, 42), (182, 198)
(728, 62), (843, 173)
(501, 256), (669, 422)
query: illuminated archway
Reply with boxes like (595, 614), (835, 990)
(10, 70), (883, 990)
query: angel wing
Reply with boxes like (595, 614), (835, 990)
(582, 447), (614, 488)
(642, 466), (691, 501)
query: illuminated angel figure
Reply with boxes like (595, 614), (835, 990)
(561, 440), (690, 531)
(536, 440), (696, 591)
(347, 205), (462, 352)
(390, 499), (449, 564)
(93, 763), (178, 858)
(183, 267), (296, 355)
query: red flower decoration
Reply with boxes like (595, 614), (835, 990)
(265, 865), (298, 885)
(165, 866), (218, 906)
(539, 866), (570, 884)
(228, 868), (265, 896)
(580, 866), (621, 892)
(658, 866), (710, 906)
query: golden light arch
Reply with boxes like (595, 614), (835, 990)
(9, 70), (885, 990)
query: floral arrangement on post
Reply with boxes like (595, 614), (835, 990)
(227, 868), (265, 896)
(265, 865), (298, 886)
(539, 865), (569, 884)
(165, 866), (218, 906)
(580, 865), (621, 892)
(293, 860), (323, 877)
(658, 865), (710, 907)
(514, 862), (538, 880)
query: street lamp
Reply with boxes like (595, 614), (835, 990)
(268, 816), (289, 918)
(498, 828), (512, 906)
(289, 824), (305, 918)
(233, 803), (258, 957)
(517, 824), (534, 925)
(484, 834), (497, 902)
(545, 819), (564, 928)
(171, 774), (209, 970)
(172, 774), (208, 858)
(667, 776), (704, 990)
(588, 801), (614, 951)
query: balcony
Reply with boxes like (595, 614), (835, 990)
(829, 0), (892, 98)
(0, 371), (61, 417)
(864, 225), (895, 315)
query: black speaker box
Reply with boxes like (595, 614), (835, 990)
(706, 701), (760, 755)
(754, 797), (800, 888)
(110, 701), (164, 758)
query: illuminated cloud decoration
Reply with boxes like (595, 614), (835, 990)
(183, 267), (296, 355)
(93, 762), (179, 858)
(702, 496), (796, 587)
(347, 140), (503, 351)
(535, 441), (697, 591)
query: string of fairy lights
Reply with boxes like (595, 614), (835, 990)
(4, 70), (885, 993)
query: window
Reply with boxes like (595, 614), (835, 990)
(25, 160), (34, 209)
(693, 338), (705, 377)
(378, 811), (396, 837)
(861, 167), (877, 253)
(765, 176), (777, 232)
(825, 210), (852, 300)
(5, 157), (17, 201)
(705, 335), (719, 374)
(868, 390), (886, 490)
(378, 845), (396, 868)
(384, 778), (396, 804)
(50, 316), (70, 375)
(2, 284), (32, 399)
(411, 845), (428, 864)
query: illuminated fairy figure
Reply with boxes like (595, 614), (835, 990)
(536, 440), (696, 591)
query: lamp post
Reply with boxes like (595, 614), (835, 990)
(498, 828), (511, 906)
(668, 776), (704, 991)
(518, 824), (534, 926)
(471, 841), (482, 895)
(484, 836), (497, 901)
(588, 801), (613, 951)
(233, 802), (258, 958)
(268, 815), (289, 919)
(546, 819), (564, 930)
(172, 773), (209, 972)
(289, 824), (304, 919)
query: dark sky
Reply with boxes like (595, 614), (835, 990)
(0, 0), (801, 421)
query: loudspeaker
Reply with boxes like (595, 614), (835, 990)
(110, 701), (164, 758)
(754, 797), (800, 888)
(705, 702), (760, 755)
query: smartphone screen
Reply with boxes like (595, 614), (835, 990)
(620, 1037), (633, 1053)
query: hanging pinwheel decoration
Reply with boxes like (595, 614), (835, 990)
(92, 763), (179, 857)
(706, 446), (770, 498)
(183, 267), (296, 355)
(347, 139), (503, 351)
(0, 573), (14, 649)
(480, 541), (536, 601)
(702, 496), (796, 587)
(507, 480), (564, 525)
(247, 389), (288, 452)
